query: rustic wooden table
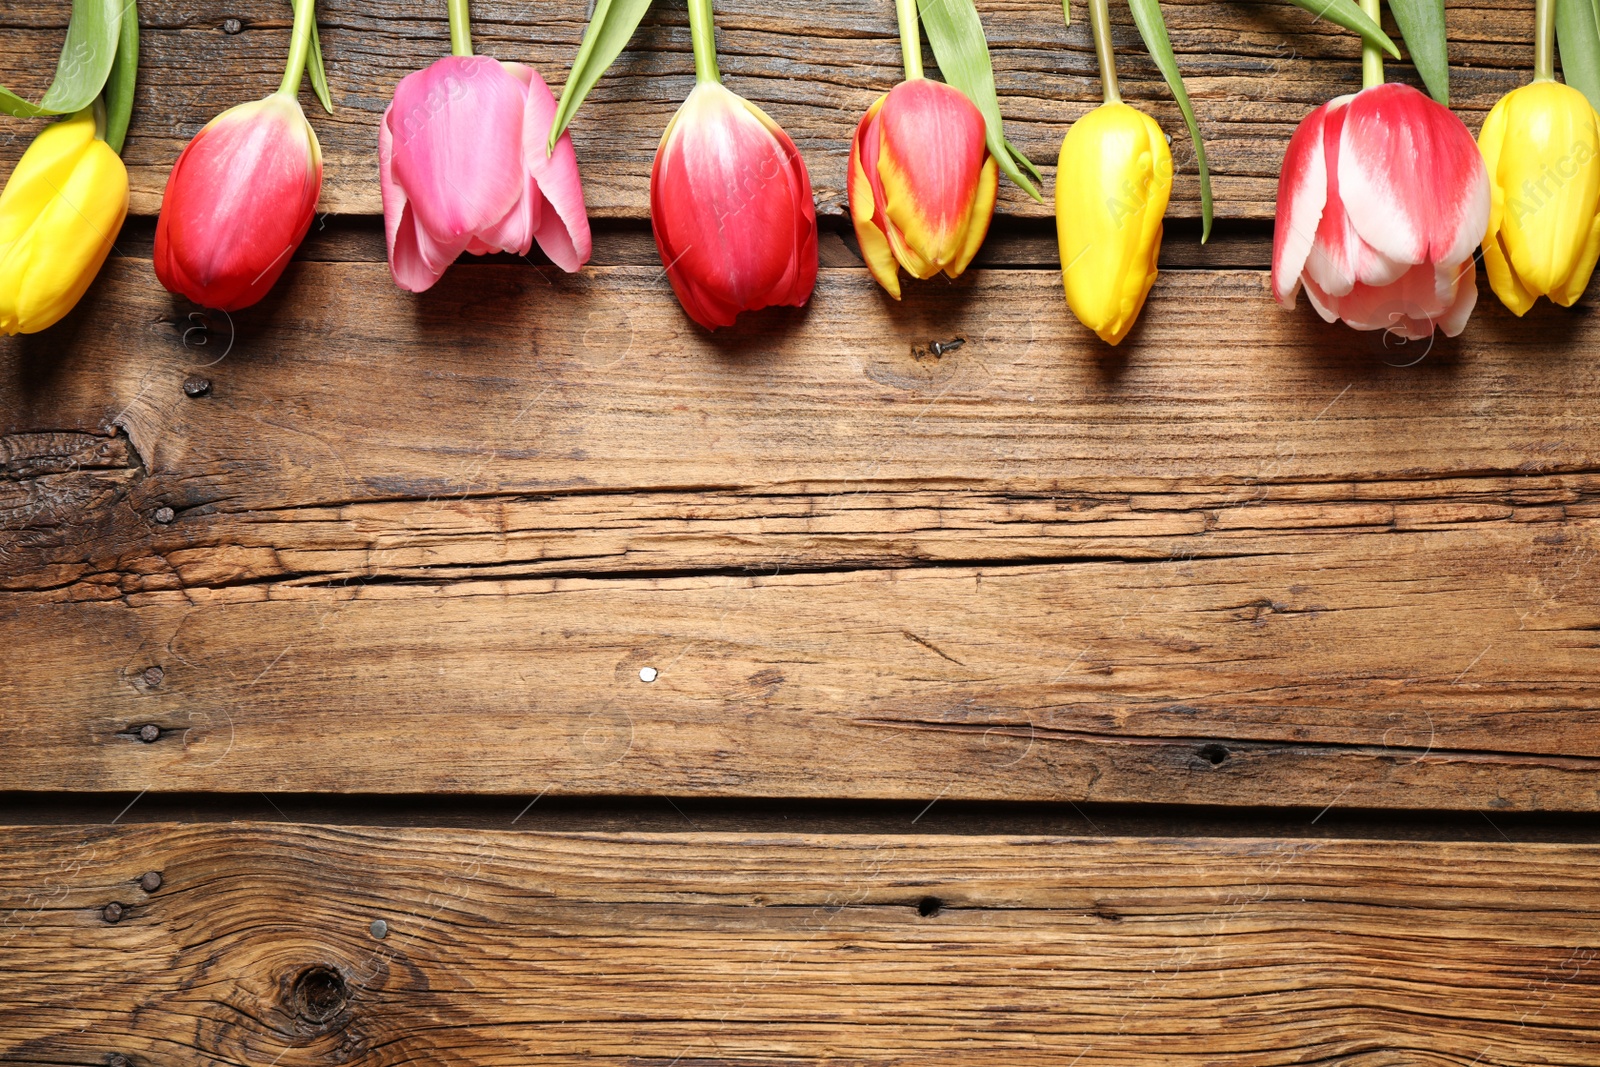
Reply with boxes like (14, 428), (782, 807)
(3, 0), (1598, 1063)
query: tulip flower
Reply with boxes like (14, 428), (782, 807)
(649, 0), (817, 330)
(1271, 0), (1488, 339)
(1054, 0), (1174, 344)
(1477, 0), (1600, 314)
(0, 108), (129, 335)
(379, 2), (590, 292)
(154, 0), (327, 311)
(847, 1), (998, 299)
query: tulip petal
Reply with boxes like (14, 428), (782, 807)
(522, 67), (593, 274)
(1338, 82), (1489, 269)
(379, 100), (446, 292)
(946, 154), (999, 280)
(848, 97), (903, 299)
(387, 56), (528, 245)
(1271, 99), (1333, 306)
(1303, 99), (1408, 298)
(876, 79), (991, 274)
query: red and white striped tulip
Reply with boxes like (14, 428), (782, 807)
(1271, 83), (1489, 340)
(154, 94), (322, 311)
(380, 56), (591, 292)
(651, 81), (818, 330)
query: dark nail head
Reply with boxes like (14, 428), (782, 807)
(141, 666), (164, 687)
(182, 376), (212, 397)
(137, 724), (161, 743)
(139, 871), (163, 893)
(102, 902), (125, 923)
(153, 506), (175, 524)
(369, 918), (388, 939)
(108, 1056), (131, 1067)
(222, 17), (243, 33)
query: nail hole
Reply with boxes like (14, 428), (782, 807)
(639, 666), (658, 683)
(1198, 743), (1230, 766)
(369, 918), (388, 939)
(290, 965), (349, 1025)
(916, 896), (943, 918)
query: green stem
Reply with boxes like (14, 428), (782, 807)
(1360, 0), (1383, 88)
(688, 0), (721, 83)
(896, 0), (923, 80)
(278, 0), (316, 96)
(1533, 0), (1555, 81)
(448, 0), (473, 57)
(1088, 0), (1120, 103)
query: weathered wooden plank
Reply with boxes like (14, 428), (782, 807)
(3, 823), (1598, 1065)
(4, 259), (1599, 806)
(0, 0), (1536, 219)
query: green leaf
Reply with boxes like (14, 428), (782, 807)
(1558, 0), (1600, 113)
(1281, 0), (1402, 60)
(916, 0), (1043, 202)
(549, 0), (656, 152)
(307, 14), (335, 114)
(0, 0), (124, 118)
(1388, 0), (1449, 103)
(102, 0), (138, 154)
(1125, 0), (1212, 242)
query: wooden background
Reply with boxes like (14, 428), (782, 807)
(3, 0), (1599, 1062)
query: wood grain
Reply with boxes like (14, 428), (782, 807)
(0, 0), (1538, 219)
(3, 823), (1599, 1065)
(3, 258), (1599, 806)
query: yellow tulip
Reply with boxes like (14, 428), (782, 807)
(1055, 102), (1171, 345)
(1479, 81), (1600, 315)
(0, 109), (129, 335)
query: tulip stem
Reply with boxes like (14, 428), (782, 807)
(896, 0), (924, 80)
(278, 0), (317, 96)
(1534, 0), (1555, 81)
(688, 0), (721, 83)
(1088, 0), (1120, 103)
(1360, 0), (1384, 88)
(447, 0), (473, 57)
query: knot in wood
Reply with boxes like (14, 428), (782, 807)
(291, 965), (350, 1027)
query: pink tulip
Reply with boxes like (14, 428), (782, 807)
(379, 55), (591, 292)
(1272, 83), (1489, 340)
(154, 94), (322, 312)
(651, 82), (818, 330)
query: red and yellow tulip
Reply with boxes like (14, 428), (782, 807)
(849, 78), (998, 299)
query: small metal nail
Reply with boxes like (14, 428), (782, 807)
(182, 376), (212, 398)
(222, 17), (243, 33)
(369, 919), (388, 939)
(141, 666), (164, 688)
(139, 871), (163, 893)
(137, 724), (161, 743)
(102, 902), (125, 923)
(108, 1056), (131, 1067)
(152, 506), (175, 524)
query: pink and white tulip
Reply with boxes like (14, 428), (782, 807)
(379, 55), (591, 292)
(1272, 83), (1490, 340)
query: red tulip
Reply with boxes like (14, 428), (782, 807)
(849, 78), (997, 299)
(155, 93), (322, 312)
(1272, 83), (1489, 339)
(650, 82), (818, 330)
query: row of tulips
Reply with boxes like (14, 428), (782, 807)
(4, 0), (1600, 346)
